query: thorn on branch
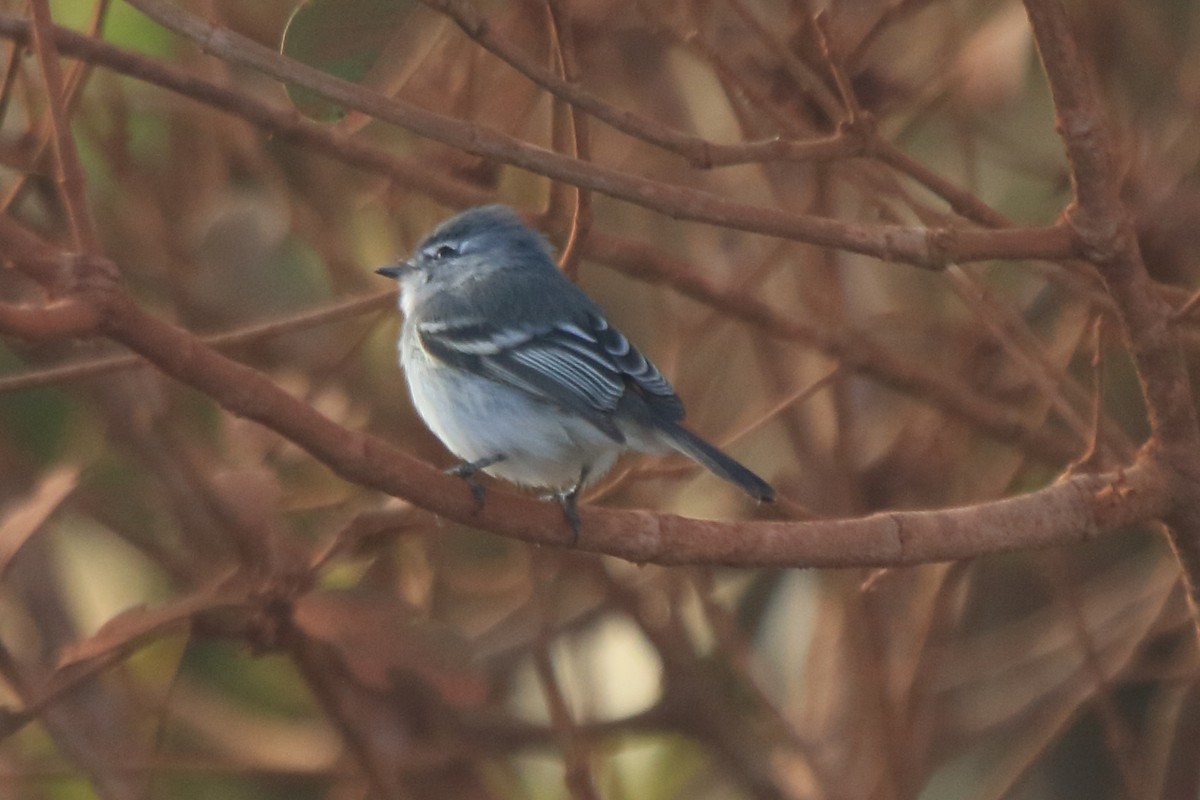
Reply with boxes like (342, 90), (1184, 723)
(1092, 469), (1132, 533)
(838, 115), (876, 157)
(685, 138), (716, 170)
(921, 227), (955, 271)
(64, 252), (122, 322)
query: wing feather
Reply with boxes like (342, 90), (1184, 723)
(416, 310), (684, 440)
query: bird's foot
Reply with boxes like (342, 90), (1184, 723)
(557, 489), (581, 547)
(546, 467), (589, 547)
(447, 455), (504, 514)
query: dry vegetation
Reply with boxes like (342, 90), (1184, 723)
(0, 0), (1198, 798)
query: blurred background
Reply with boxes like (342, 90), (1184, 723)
(0, 0), (1198, 797)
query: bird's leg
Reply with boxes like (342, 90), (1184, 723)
(555, 466), (589, 547)
(447, 455), (504, 513)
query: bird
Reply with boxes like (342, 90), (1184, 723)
(376, 205), (774, 543)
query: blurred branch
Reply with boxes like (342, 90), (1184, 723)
(0, 210), (66, 285)
(0, 11), (493, 208)
(723, 0), (843, 122)
(590, 235), (1084, 464)
(1, 579), (248, 742)
(547, 0), (592, 284)
(1040, 552), (1140, 796)
(0, 290), (393, 393)
(544, 0), (592, 282)
(0, 1), (108, 220)
(286, 636), (411, 798)
(944, 265), (1129, 461)
(601, 568), (797, 800)
(532, 641), (600, 799)
(0, 214), (1171, 567)
(26, 0), (99, 255)
(812, 12), (866, 124)
(119, 0), (1073, 269)
(0, 0), (1196, 792)
(0, 11), (1089, 463)
(420, 0), (854, 169)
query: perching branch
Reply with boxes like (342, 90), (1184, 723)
(0, 224), (1169, 568)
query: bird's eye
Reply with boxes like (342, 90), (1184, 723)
(428, 243), (458, 260)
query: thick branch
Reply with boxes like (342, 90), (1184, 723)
(1024, 0), (1200, 620)
(2, 241), (1153, 568)
(102, 285), (1170, 565)
(0, 291), (394, 393)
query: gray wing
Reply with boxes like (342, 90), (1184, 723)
(417, 311), (685, 442)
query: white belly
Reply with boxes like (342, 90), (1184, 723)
(400, 333), (621, 491)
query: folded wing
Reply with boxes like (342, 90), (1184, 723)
(417, 312), (684, 442)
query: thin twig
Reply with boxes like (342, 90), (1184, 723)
(117, 0), (1076, 269)
(545, 0), (591, 281)
(27, 1), (99, 254)
(0, 290), (395, 393)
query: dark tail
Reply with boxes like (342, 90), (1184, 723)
(659, 421), (775, 503)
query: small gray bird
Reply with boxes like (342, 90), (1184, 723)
(377, 205), (774, 541)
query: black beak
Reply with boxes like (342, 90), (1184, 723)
(375, 263), (406, 280)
